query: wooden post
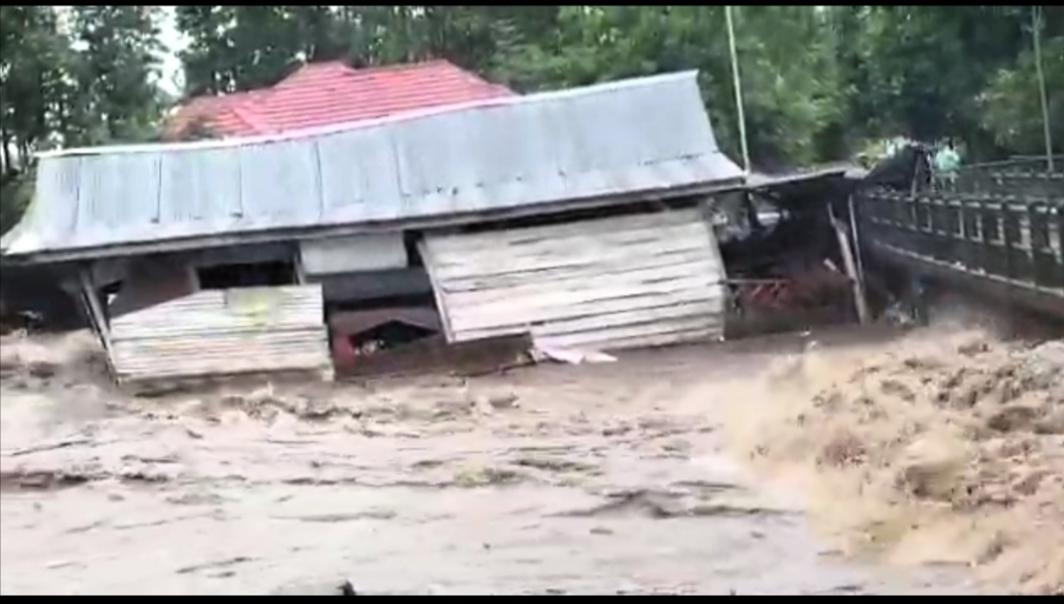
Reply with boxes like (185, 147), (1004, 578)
(186, 265), (202, 292)
(846, 194), (867, 289)
(78, 269), (112, 354)
(76, 268), (117, 379)
(294, 250), (308, 285)
(828, 205), (870, 325)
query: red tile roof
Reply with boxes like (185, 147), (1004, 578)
(165, 59), (515, 140)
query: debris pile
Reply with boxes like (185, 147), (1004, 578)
(731, 331), (1064, 595)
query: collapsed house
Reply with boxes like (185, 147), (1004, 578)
(1, 59), (515, 337)
(0, 71), (746, 385)
(709, 167), (873, 336)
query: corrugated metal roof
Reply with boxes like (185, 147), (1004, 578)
(5, 70), (744, 260)
(164, 60), (515, 139)
(744, 165), (857, 189)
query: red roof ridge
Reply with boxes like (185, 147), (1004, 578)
(226, 96), (275, 134)
(165, 58), (515, 141)
(276, 58), (475, 86)
(339, 58), (455, 75)
(271, 60), (355, 90)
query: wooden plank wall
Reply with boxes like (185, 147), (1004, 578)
(421, 209), (727, 351)
(109, 284), (332, 383)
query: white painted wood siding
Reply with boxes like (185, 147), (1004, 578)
(421, 209), (726, 351)
(299, 233), (408, 275)
(109, 284), (331, 382)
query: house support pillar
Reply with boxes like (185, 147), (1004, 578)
(76, 268), (115, 374)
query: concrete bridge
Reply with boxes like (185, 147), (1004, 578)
(854, 156), (1064, 324)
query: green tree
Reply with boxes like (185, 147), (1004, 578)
(1, 6), (168, 235)
(487, 6), (845, 167)
(0, 6), (71, 235)
(68, 6), (167, 145)
(979, 34), (1063, 156)
(0, 6), (70, 174)
(829, 6), (1059, 160)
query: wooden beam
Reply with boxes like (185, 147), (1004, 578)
(186, 264), (202, 292)
(78, 269), (113, 356)
(77, 269), (111, 344)
(416, 238), (457, 343)
(293, 249), (308, 285)
(846, 194), (867, 289)
(828, 205), (871, 325)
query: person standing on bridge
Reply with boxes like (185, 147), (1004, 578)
(934, 139), (962, 190)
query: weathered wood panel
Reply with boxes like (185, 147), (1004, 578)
(109, 284), (331, 382)
(299, 233), (408, 275)
(421, 210), (727, 350)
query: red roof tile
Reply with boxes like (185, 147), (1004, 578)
(165, 59), (515, 140)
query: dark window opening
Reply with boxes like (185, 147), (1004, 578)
(346, 320), (437, 355)
(402, 231), (424, 267)
(196, 261), (296, 290)
(100, 280), (123, 296)
(329, 292), (437, 313)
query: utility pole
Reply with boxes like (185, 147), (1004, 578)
(725, 6), (751, 174)
(1032, 6), (1055, 171)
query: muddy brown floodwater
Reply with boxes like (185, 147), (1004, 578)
(0, 328), (1004, 595)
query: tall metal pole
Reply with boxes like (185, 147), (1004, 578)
(725, 6), (751, 173)
(1032, 6), (1055, 171)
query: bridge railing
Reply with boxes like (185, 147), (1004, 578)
(856, 188), (1063, 294)
(924, 155), (1064, 198)
(960, 155), (1063, 173)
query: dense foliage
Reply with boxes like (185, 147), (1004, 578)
(2, 5), (1060, 233)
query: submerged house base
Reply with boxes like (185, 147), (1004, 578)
(72, 202), (731, 386)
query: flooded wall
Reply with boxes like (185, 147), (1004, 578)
(421, 209), (727, 350)
(108, 284), (331, 383)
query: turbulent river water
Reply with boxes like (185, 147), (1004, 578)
(0, 328), (992, 595)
